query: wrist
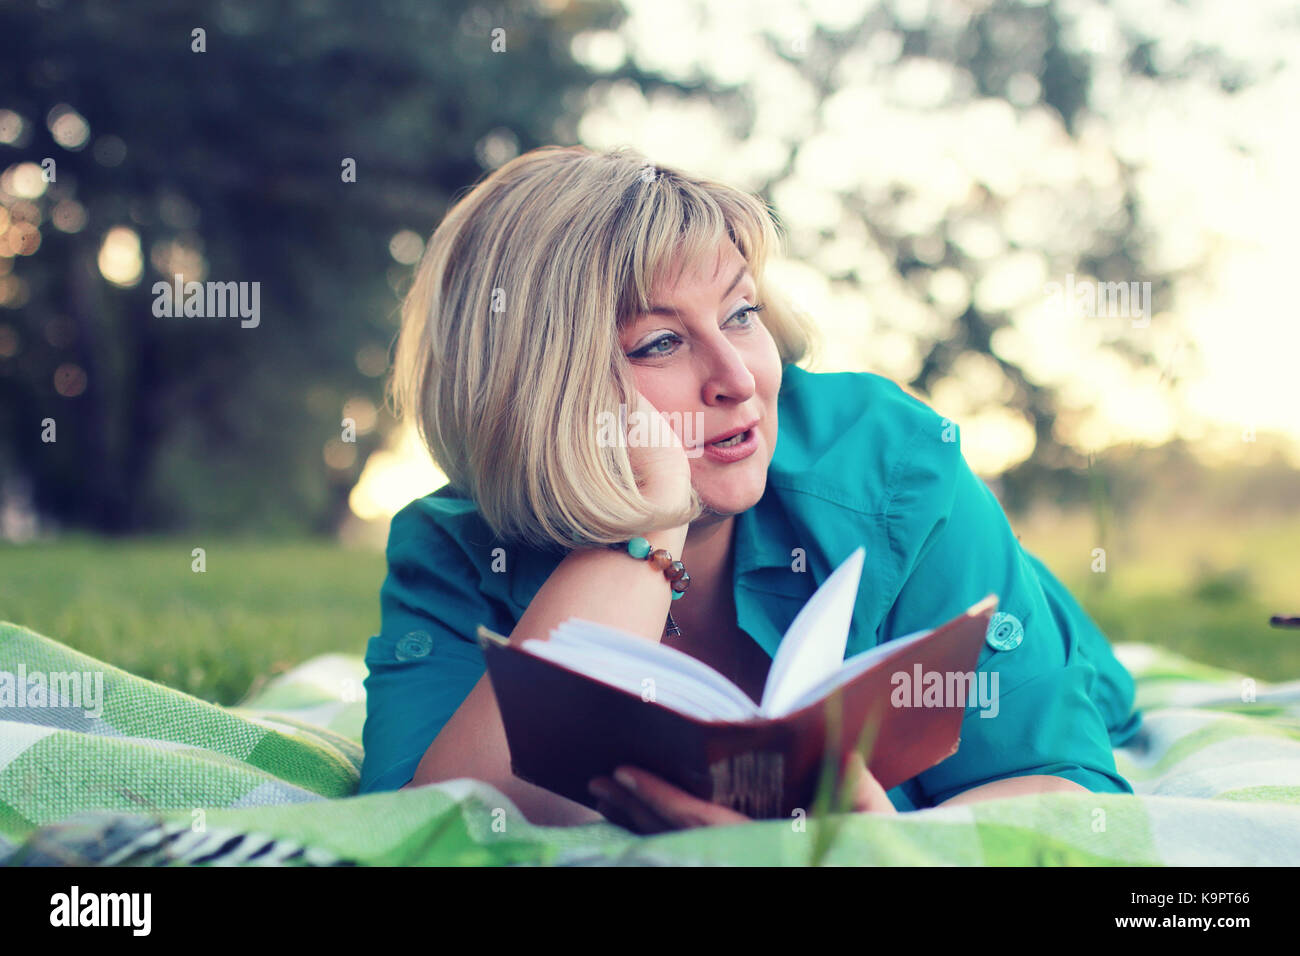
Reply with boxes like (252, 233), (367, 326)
(608, 534), (691, 600)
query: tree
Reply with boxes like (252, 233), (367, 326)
(0, 0), (624, 532)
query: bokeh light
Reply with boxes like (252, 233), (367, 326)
(149, 235), (207, 282)
(388, 230), (424, 265)
(97, 226), (143, 287)
(47, 104), (90, 150)
(355, 344), (388, 377)
(323, 437), (358, 470)
(3, 162), (48, 199)
(0, 276), (29, 309)
(53, 362), (87, 397)
(51, 200), (87, 233)
(349, 424), (447, 523)
(0, 109), (25, 145)
(342, 396), (378, 435)
(92, 134), (127, 166)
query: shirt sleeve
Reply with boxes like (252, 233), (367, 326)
(359, 503), (513, 794)
(877, 416), (1133, 806)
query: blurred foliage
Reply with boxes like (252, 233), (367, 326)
(0, 0), (627, 532)
(1190, 562), (1253, 605)
(0, 0), (1269, 533)
(713, 2), (1267, 512)
(1004, 436), (1300, 517)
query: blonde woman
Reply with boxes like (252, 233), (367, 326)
(360, 145), (1142, 833)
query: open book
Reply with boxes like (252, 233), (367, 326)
(477, 546), (997, 818)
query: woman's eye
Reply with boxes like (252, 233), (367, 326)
(728, 303), (764, 327)
(627, 304), (763, 359)
(630, 333), (681, 359)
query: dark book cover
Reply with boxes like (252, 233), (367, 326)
(477, 595), (996, 819)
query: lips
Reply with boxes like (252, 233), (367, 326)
(705, 418), (759, 445)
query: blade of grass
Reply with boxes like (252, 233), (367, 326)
(809, 691), (881, 866)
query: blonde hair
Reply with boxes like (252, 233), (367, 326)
(390, 144), (819, 552)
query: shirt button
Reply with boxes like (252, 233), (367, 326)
(395, 630), (433, 660)
(985, 612), (1023, 651)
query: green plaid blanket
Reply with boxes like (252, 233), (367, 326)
(2, 619), (1299, 865)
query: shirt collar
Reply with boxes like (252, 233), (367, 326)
(732, 479), (813, 592)
(488, 503), (803, 631)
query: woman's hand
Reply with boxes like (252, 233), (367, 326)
(624, 388), (693, 515)
(587, 750), (897, 834)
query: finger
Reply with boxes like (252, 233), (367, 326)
(607, 783), (676, 835)
(613, 766), (751, 828)
(843, 752), (896, 814)
(594, 798), (639, 833)
(591, 776), (674, 835)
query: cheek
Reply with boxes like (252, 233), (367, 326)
(752, 330), (782, 388)
(759, 360), (781, 449)
(630, 370), (672, 414)
(762, 410), (778, 451)
(632, 370), (693, 441)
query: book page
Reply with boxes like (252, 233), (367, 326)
(523, 618), (760, 720)
(779, 627), (931, 715)
(552, 620), (759, 714)
(519, 638), (735, 720)
(759, 546), (866, 718)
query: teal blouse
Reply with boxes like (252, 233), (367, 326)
(360, 363), (1142, 809)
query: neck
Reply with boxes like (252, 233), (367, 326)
(678, 513), (736, 611)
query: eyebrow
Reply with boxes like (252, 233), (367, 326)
(644, 265), (750, 317)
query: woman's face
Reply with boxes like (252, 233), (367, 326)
(619, 239), (782, 520)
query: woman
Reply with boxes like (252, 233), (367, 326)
(360, 144), (1142, 832)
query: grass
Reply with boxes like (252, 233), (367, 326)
(0, 506), (1297, 710)
(0, 534), (386, 706)
(1015, 508), (1300, 682)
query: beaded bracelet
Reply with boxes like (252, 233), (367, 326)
(608, 536), (689, 638)
(607, 536), (690, 599)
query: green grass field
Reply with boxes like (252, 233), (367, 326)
(0, 536), (386, 706)
(1, 509), (1296, 707)
(1016, 508), (1300, 682)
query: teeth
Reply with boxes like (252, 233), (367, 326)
(712, 430), (747, 447)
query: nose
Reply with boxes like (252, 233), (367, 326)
(698, 339), (756, 406)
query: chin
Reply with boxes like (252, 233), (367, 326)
(694, 465), (768, 517)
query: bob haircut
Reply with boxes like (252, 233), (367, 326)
(390, 144), (819, 552)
